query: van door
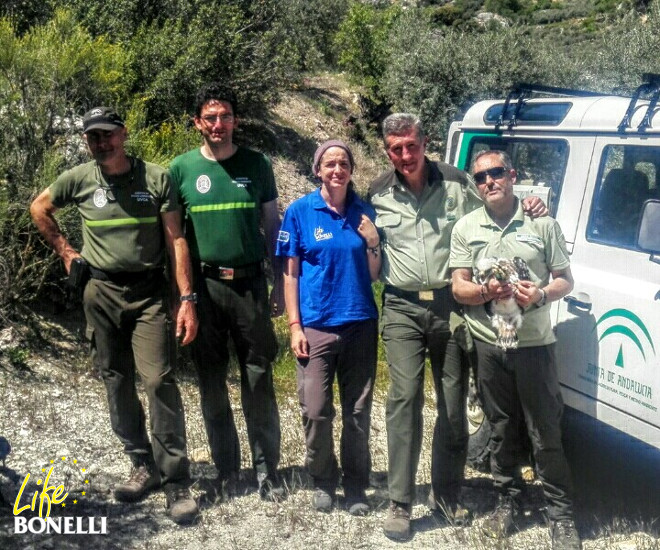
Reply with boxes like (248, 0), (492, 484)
(554, 137), (660, 450)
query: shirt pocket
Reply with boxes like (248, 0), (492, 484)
(375, 212), (403, 248)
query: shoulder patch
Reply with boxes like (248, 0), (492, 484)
(277, 230), (290, 243)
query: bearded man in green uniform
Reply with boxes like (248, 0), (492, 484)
(169, 83), (284, 501)
(30, 107), (199, 524)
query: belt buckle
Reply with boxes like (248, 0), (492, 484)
(218, 267), (234, 280)
(418, 290), (434, 301)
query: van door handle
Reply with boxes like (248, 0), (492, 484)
(564, 292), (592, 311)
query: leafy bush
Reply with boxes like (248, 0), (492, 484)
(129, 1), (294, 124)
(273, 0), (350, 72)
(334, 2), (402, 103)
(380, 10), (587, 146)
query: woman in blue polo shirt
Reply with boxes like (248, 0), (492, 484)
(276, 140), (381, 516)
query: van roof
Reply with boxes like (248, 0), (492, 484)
(461, 96), (660, 134)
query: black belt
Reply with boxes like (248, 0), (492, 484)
(89, 266), (161, 286)
(384, 284), (449, 303)
(201, 262), (261, 281)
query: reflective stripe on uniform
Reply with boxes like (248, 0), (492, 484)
(85, 216), (158, 227)
(190, 202), (256, 213)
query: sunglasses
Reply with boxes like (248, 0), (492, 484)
(473, 166), (507, 185)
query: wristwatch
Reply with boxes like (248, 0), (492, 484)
(179, 293), (198, 304)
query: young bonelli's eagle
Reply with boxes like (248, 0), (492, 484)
(476, 257), (531, 350)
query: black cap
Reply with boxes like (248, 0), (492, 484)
(83, 107), (125, 133)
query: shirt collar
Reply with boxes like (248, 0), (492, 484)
(479, 197), (524, 228)
(394, 157), (439, 191)
(311, 186), (358, 211)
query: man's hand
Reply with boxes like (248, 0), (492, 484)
(521, 196), (548, 218)
(514, 280), (542, 308)
(270, 275), (285, 317)
(175, 300), (198, 346)
(485, 278), (515, 301)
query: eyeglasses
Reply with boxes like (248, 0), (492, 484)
(473, 166), (507, 185)
(201, 114), (234, 125)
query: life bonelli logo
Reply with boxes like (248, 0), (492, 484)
(13, 454), (107, 535)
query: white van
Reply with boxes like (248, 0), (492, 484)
(445, 76), (660, 465)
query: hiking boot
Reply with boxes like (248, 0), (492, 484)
(164, 484), (199, 525)
(427, 488), (471, 526)
(482, 496), (516, 539)
(206, 471), (239, 503)
(383, 501), (411, 542)
(257, 471), (286, 502)
(344, 487), (369, 516)
(114, 464), (160, 502)
(550, 519), (582, 550)
(312, 488), (334, 512)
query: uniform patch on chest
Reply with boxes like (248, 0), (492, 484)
(234, 177), (251, 188)
(516, 234), (543, 245)
(93, 188), (108, 208)
(131, 191), (152, 203)
(196, 175), (211, 194)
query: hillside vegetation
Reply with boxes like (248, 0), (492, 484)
(1, 0), (660, 323)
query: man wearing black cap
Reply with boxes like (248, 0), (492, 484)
(30, 106), (200, 525)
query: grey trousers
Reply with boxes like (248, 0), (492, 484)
(83, 276), (190, 486)
(297, 319), (377, 492)
(475, 340), (575, 521)
(381, 287), (468, 505)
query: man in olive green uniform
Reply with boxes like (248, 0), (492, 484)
(30, 107), (199, 525)
(369, 114), (546, 541)
(169, 83), (283, 501)
(450, 150), (580, 550)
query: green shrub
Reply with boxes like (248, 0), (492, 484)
(334, 2), (402, 103)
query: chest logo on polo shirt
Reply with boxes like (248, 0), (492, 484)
(196, 175), (211, 194)
(516, 234), (543, 245)
(93, 188), (108, 208)
(314, 226), (333, 241)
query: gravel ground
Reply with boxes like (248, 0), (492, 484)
(1, 314), (659, 550)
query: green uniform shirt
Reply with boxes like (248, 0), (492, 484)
(449, 200), (571, 347)
(170, 147), (278, 266)
(49, 159), (175, 272)
(368, 159), (482, 290)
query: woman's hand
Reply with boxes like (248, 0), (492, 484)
(290, 325), (310, 359)
(357, 214), (379, 248)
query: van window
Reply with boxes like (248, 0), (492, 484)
(466, 137), (569, 217)
(484, 102), (572, 126)
(587, 145), (660, 250)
